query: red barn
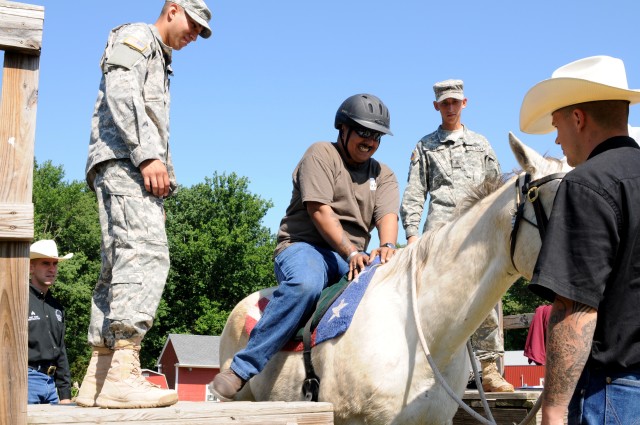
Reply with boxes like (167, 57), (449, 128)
(141, 369), (169, 389)
(156, 334), (222, 401)
(503, 350), (545, 389)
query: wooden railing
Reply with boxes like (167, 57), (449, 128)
(0, 2), (44, 425)
(503, 313), (535, 331)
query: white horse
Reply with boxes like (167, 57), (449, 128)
(219, 134), (570, 425)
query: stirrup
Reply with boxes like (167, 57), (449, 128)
(302, 376), (320, 402)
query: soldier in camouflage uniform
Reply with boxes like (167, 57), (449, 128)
(400, 79), (514, 392)
(77, 0), (212, 409)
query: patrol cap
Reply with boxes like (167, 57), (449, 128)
(169, 0), (212, 39)
(433, 79), (465, 103)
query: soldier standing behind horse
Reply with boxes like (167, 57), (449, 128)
(521, 55), (640, 424)
(213, 93), (400, 401)
(400, 79), (514, 392)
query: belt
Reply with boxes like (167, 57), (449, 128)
(29, 362), (57, 376)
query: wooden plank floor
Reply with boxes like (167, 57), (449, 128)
(27, 401), (334, 425)
(454, 390), (543, 425)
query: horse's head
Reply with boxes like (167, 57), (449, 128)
(508, 132), (572, 278)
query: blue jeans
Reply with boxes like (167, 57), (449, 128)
(569, 367), (640, 424)
(231, 242), (349, 381)
(28, 368), (60, 404)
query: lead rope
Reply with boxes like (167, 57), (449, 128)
(466, 340), (496, 424)
(411, 274), (543, 424)
(410, 273), (495, 425)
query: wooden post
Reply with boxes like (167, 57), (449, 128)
(0, 2), (44, 425)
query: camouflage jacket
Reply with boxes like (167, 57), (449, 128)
(400, 125), (501, 238)
(85, 23), (175, 192)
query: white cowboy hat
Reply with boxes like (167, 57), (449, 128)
(30, 239), (74, 261)
(520, 55), (640, 134)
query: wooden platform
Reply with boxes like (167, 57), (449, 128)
(453, 390), (542, 425)
(27, 401), (334, 425)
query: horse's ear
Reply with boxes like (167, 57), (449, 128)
(509, 132), (545, 176)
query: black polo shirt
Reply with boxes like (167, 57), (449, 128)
(530, 136), (640, 372)
(28, 284), (72, 399)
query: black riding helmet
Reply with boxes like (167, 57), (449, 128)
(334, 94), (392, 162)
(334, 93), (393, 136)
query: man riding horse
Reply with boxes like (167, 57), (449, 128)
(212, 93), (400, 401)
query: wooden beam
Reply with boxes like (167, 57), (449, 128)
(0, 38), (41, 425)
(0, 51), (39, 209)
(0, 203), (34, 240)
(27, 401), (335, 424)
(0, 241), (29, 425)
(0, 1), (43, 55)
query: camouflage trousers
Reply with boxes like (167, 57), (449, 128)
(470, 307), (503, 362)
(88, 160), (170, 348)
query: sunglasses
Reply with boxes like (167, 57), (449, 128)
(353, 128), (383, 142)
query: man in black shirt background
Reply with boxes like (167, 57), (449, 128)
(28, 239), (73, 404)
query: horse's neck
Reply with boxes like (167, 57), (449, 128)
(417, 177), (517, 365)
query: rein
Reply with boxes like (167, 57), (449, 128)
(509, 172), (567, 272)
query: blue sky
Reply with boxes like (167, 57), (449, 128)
(12, 0), (640, 245)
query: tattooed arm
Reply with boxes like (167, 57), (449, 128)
(541, 295), (597, 425)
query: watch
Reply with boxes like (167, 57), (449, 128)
(380, 242), (396, 249)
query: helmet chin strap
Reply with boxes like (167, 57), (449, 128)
(340, 128), (355, 162)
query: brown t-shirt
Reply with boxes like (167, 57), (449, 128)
(275, 142), (399, 257)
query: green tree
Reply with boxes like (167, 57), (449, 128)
(32, 160), (102, 383)
(502, 277), (549, 350)
(32, 162), (278, 373)
(140, 172), (277, 366)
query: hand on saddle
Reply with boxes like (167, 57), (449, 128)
(370, 242), (397, 266)
(346, 251), (369, 281)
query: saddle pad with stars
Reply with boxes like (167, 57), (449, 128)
(314, 257), (380, 345)
(243, 257), (381, 351)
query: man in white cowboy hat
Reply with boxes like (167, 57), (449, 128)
(520, 55), (640, 424)
(28, 240), (73, 404)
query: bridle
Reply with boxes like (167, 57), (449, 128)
(509, 171), (567, 272)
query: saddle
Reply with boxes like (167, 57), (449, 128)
(243, 259), (381, 401)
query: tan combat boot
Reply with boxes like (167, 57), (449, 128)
(481, 360), (515, 392)
(95, 339), (178, 408)
(76, 346), (114, 407)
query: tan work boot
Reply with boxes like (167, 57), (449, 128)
(481, 360), (514, 392)
(95, 339), (178, 408)
(76, 346), (114, 407)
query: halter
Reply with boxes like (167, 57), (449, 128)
(509, 172), (567, 272)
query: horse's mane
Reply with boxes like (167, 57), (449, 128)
(378, 222), (442, 285)
(456, 174), (511, 216)
(380, 175), (509, 281)
(456, 154), (563, 215)
(380, 156), (566, 285)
